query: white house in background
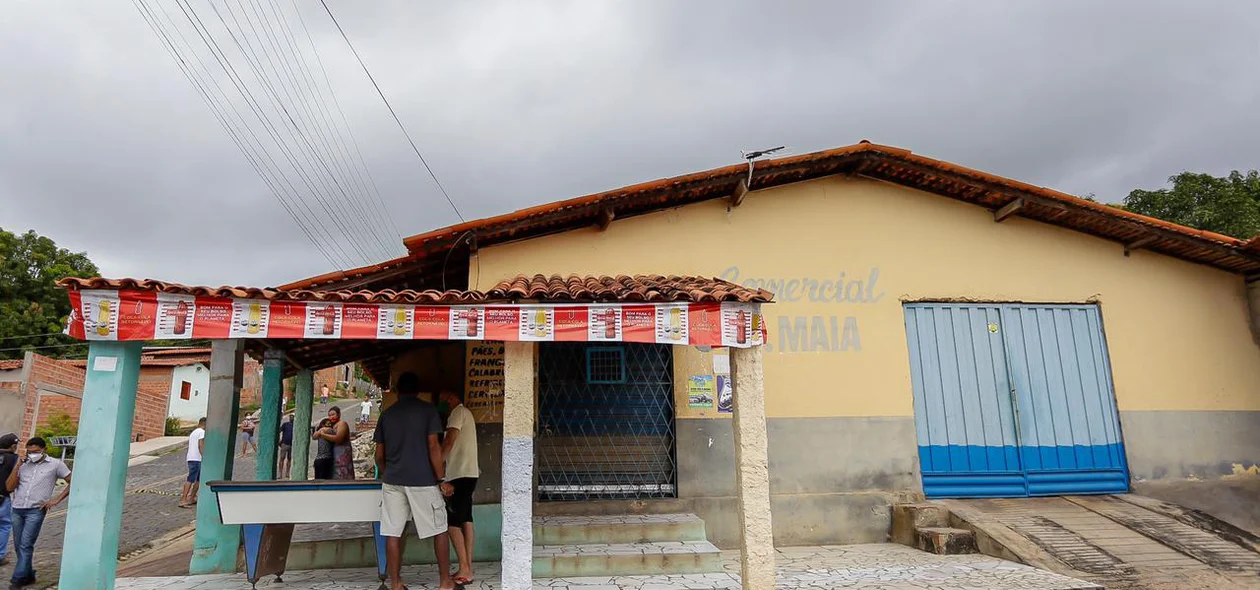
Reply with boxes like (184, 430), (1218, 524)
(167, 361), (211, 422)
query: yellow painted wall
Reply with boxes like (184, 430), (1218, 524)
(471, 176), (1260, 418)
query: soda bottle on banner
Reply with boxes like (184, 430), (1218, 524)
(736, 309), (747, 345)
(466, 310), (480, 338)
(603, 309), (617, 339)
(319, 306), (336, 335)
(173, 300), (189, 335)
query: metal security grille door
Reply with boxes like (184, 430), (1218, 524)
(536, 342), (677, 501)
(904, 303), (1128, 498)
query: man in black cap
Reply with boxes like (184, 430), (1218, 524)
(0, 433), (17, 567)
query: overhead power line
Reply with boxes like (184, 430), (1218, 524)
(132, 0), (411, 268)
(134, 0), (350, 268)
(319, 0), (466, 223)
(0, 332), (69, 342)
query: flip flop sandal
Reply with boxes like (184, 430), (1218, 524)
(454, 576), (474, 585)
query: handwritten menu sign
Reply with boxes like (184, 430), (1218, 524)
(464, 341), (504, 423)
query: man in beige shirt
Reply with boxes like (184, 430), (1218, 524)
(439, 390), (479, 585)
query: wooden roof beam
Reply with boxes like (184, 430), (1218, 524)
(730, 177), (749, 208)
(993, 198), (1024, 222)
(1125, 234), (1160, 257)
(597, 208), (615, 231)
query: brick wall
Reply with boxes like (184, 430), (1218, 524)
(240, 358), (262, 407)
(21, 353), (86, 439)
(17, 353), (170, 441)
(134, 366), (172, 441)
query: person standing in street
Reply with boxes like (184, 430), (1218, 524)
(314, 407), (354, 480)
(179, 418), (206, 508)
(320, 384), (330, 405)
(5, 437), (71, 589)
(277, 413), (294, 479)
(438, 389), (479, 585)
(359, 396), (372, 425)
(312, 418), (335, 479)
(238, 415), (257, 457)
(0, 433), (19, 568)
(374, 372), (454, 590)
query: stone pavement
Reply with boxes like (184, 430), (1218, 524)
(115, 544), (1100, 589)
(0, 397), (364, 588)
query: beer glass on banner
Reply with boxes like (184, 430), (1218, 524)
(393, 308), (407, 336)
(97, 300), (112, 337)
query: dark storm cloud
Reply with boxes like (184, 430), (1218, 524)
(2, 1), (1258, 286)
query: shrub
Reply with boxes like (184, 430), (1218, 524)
(34, 413), (78, 459)
(165, 417), (183, 436)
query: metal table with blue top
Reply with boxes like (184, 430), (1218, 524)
(207, 479), (391, 589)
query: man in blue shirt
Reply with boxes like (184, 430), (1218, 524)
(278, 413), (295, 480)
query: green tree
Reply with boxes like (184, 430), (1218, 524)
(1123, 171), (1260, 239)
(0, 228), (99, 360)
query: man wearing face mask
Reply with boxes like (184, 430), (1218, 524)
(5, 437), (71, 588)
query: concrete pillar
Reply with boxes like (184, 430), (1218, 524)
(731, 345), (774, 589)
(58, 341), (143, 590)
(190, 340), (243, 574)
(290, 368), (314, 480)
(256, 348), (284, 480)
(501, 341), (535, 589)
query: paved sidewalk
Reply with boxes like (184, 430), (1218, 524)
(130, 436), (188, 457)
(116, 544), (1100, 589)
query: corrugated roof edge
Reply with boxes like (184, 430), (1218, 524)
(283, 140), (1260, 290)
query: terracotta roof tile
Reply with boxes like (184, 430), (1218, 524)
(58, 275), (770, 304)
(0, 360), (22, 370)
(281, 141), (1260, 291)
(486, 274), (772, 303)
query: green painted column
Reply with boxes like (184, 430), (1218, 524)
(290, 369), (314, 480)
(256, 348), (283, 480)
(58, 341), (143, 590)
(190, 340), (243, 574)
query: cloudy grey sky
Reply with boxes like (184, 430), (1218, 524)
(2, 1), (1258, 287)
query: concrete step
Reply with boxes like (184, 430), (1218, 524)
(891, 502), (951, 547)
(533, 513), (707, 545)
(532, 541), (723, 578)
(916, 527), (979, 555)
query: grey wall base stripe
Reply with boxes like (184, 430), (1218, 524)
(1120, 410), (1260, 480)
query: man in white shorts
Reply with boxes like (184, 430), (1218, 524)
(373, 372), (454, 590)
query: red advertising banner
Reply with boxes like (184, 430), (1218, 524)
(62, 290), (766, 348)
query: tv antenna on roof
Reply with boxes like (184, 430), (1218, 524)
(740, 145), (785, 187)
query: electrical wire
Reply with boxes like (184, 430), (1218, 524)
(158, 0), (357, 267)
(0, 332), (69, 342)
(249, 0), (398, 259)
(319, 0), (465, 223)
(206, 0), (381, 265)
(231, 0), (393, 261)
(135, 0), (351, 268)
(288, 0), (403, 242)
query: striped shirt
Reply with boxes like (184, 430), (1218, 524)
(12, 456), (70, 509)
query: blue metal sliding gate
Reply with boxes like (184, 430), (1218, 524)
(904, 303), (1129, 498)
